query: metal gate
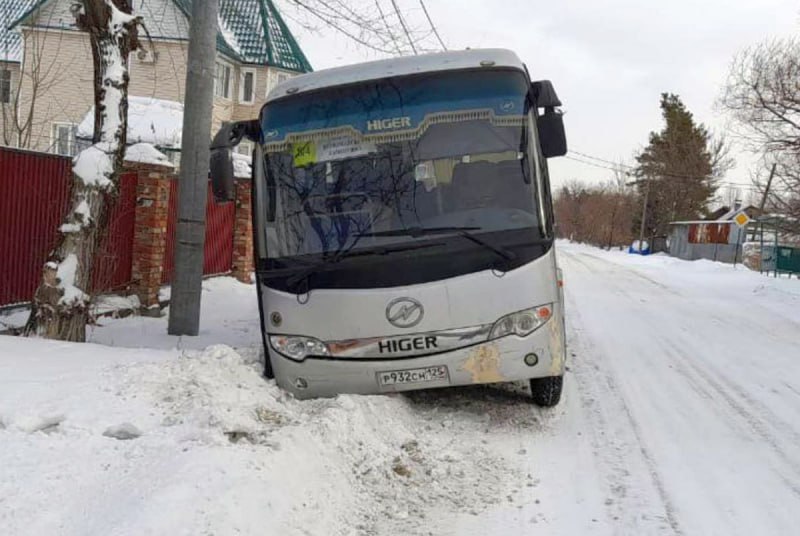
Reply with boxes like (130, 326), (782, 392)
(162, 181), (234, 284)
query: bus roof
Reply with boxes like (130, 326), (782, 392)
(266, 48), (526, 103)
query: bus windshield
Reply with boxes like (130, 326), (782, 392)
(260, 70), (546, 261)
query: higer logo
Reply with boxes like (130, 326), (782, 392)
(378, 336), (438, 354)
(385, 297), (424, 328)
(366, 116), (411, 132)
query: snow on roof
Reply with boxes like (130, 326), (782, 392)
(173, 0), (312, 71)
(1, 0), (36, 63)
(77, 97), (183, 149)
(267, 48), (525, 102)
(124, 143), (173, 167)
(217, 13), (242, 57)
(9, 0), (311, 71)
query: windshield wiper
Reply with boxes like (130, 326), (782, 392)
(285, 241), (445, 290)
(358, 226), (480, 238)
(359, 226), (517, 262)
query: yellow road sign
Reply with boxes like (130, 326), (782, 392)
(733, 211), (751, 228)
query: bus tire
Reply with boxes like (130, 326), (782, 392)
(530, 376), (562, 407)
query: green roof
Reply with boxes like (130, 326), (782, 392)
(8, 0), (312, 72)
(173, 0), (312, 72)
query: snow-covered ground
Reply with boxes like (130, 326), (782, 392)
(1, 242), (799, 535)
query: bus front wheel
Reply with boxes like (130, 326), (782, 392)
(530, 376), (563, 407)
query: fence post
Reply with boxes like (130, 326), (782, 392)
(129, 161), (175, 314)
(232, 178), (254, 283)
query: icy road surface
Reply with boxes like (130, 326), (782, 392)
(1, 242), (798, 535)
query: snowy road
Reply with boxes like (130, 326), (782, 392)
(1, 243), (799, 535)
(432, 243), (800, 535)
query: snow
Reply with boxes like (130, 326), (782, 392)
(72, 143), (114, 189)
(59, 223), (82, 233)
(218, 15), (242, 56)
(267, 48), (525, 101)
(1, 244), (799, 534)
(233, 152), (252, 178)
(102, 422), (142, 440)
(56, 253), (88, 306)
(74, 199), (90, 220)
(124, 142), (173, 167)
(107, 0), (138, 31)
(77, 97), (184, 149)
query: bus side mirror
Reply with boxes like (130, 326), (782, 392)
(539, 109), (567, 158)
(531, 80), (567, 158)
(210, 120), (260, 202)
(210, 123), (238, 202)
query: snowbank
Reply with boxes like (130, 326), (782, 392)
(0, 338), (520, 535)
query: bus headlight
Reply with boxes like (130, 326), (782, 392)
(269, 335), (330, 361)
(489, 304), (552, 340)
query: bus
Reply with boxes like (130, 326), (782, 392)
(210, 48), (568, 406)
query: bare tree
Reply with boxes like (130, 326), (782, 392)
(1, 7), (71, 149)
(719, 38), (800, 231)
(554, 177), (637, 249)
(28, 0), (142, 341)
(278, 0), (445, 56)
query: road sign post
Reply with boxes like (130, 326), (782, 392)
(732, 210), (751, 268)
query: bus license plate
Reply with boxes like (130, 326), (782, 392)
(378, 365), (449, 387)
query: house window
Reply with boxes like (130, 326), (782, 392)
(239, 69), (256, 104)
(1, 69), (11, 104)
(236, 141), (253, 156)
(51, 123), (77, 156)
(214, 61), (232, 99)
(267, 69), (293, 96)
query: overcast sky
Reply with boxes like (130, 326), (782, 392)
(286, 0), (798, 196)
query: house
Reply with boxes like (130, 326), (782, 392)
(1, 0), (37, 146)
(667, 205), (762, 264)
(1, 0), (311, 157)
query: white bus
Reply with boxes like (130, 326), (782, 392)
(210, 48), (568, 406)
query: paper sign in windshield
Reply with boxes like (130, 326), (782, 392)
(292, 135), (376, 167)
(292, 142), (316, 167)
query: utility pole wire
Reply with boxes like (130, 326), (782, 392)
(168, 0), (219, 336)
(389, 0), (417, 54)
(419, 0), (446, 50)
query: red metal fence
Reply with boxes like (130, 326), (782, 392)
(1, 147), (235, 307)
(0, 148), (138, 306)
(1, 149), (72, 306)
(161, 182), (235, 284)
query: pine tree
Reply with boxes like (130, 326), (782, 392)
(634, 93), (720, 239)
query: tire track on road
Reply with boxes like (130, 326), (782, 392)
(564, 252), (685, 535)
(569, 250), (800, 498)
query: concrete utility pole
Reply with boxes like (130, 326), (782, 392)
(637, 179), (650, 253)
(168, 0), (220, 336)
(758, 163), (778, 212)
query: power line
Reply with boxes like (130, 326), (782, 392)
(419, 0), (446, 51)
(375, 0), (402, 55)
(390, 0), (417, 55)
(565, 148), (763, 190)
(563, 152), (764, 192)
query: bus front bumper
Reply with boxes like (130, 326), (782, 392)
(269, 321), (566, 399)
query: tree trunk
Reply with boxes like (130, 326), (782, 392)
(30, 0), (139, 342)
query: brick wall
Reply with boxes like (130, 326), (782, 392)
(129, 162), (174, 311)
(232, 180), (254, 283)
(128, 162), (254, 310)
